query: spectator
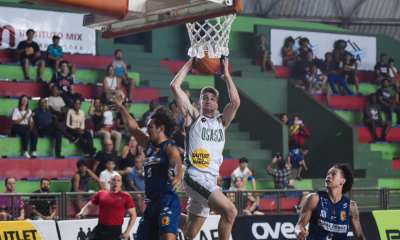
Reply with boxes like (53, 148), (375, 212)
(288, 144), (309, 180)
(71, 159), (103, 213)
(295, 51), (314, 80)
(217, 175), (227, 192)
(112, 50), (136, 102)
(281, 36), (298, 67)
(48, 85), (66, 121)
(332, 40), (349, 67)
(297, 37), (313, 62)
(320, 52), (353, 95)
(116, 101), (135, 137)
(15, 29), (45, 81)
(289, 116), (310, 151)
(29, 178), (57, 220)
(92, 139), (119, 175)
(47, 35), (76, 75)
(172, 122), (185, 161)
(374, 53), (390, 85)
(388, 58), (400, 91)
(121, 136), (145, 170)
(306, 65), (331, 106)
(99, 158), (119, 190)
(376, 78), (400, 126)
(127, 155), (145, 216)
(11, 95), (37, 158)
(0, 177), (24, 221)
(32, 98), (79, 158)
(339, 52), (362, 96)
(49, 60), (83, 108)
(100, 65), (122, 104)
(141, 100), (158, 126)
(364, 94), (391, 142)
(66, 99), (97, 156)
(228, 177), (264, 216)
(280, 113), (288, 126)
(169, 102), (184, 130)
(89, 99), (122, 152)
(254, 34), (277, 76)
(229, 157), (256, 190)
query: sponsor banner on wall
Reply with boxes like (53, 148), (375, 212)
(270, 29), (377, 71)
(0, 220), (58, 240)
(0, 6), (96, 54)
(57, 215), (231, 240)
(373, 210), (400, 240)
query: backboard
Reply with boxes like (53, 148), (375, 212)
(82, 0), (243, 39)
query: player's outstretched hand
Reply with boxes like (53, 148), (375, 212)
(119, 231), (130, 240)
(168, 173), (182, 191)
(296, 230), (309, 240)
(76, 213), (83, 219)
(222, 57), (230, 74)
(185, 57), (195, 72)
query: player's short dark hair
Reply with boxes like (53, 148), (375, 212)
(52, 35), (60, 41)
(388, 58), (394, 64)
(299, 37), (310, 46)
(277, 159), (286, 170)
(380, 53), (386, 58)
(150, 106), (176, 138)
(26, 29), (35, 35)
(76, 158), (88, 168)
(60, 60), (69, 67)
(5, 177), (15, 185)
(200, 86), (219, 100)
(301, 144), (309, 151)
(114, 49), (122, 56)
(381, 78), (390, 86)
(40, 178), (51, 185)
(239, 157), (249, 163)
(332, 163), (354, 194)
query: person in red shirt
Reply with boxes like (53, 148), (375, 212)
(76, 174), (136, 240)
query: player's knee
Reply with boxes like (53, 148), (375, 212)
(184, 230), (198, 240)
(223, 206), (237, 223)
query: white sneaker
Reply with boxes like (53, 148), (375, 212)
(23, 151), (31, 158)
(31, 152), (37, 157)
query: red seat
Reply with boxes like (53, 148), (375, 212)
(356, 126), (400, 143)
(357, 71), (374, 83)
(219, 159), (239, 177)
(0, 117), (12, 135)
(275, 66), (293, 79)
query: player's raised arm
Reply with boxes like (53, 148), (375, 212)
(295, 193), (319, 240)
(170, 58), (199, 124)
(349, 201), (366, 240)
(112, 96), (148, 148)
(221, 58), (240, 130)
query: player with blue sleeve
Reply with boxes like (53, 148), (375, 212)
(295, 163), (366, 240)
(113, 97), (183, 240)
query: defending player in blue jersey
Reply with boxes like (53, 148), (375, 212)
(295, 163), (366, 240)
(112, 97), (183, 240)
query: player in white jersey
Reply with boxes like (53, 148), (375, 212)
(170, 57), (240, 240)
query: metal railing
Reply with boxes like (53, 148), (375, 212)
(1, 187), (399, 220)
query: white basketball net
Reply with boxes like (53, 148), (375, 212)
(186, 14), (236, 59)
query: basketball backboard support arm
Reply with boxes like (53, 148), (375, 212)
(82, 0), (243, 39)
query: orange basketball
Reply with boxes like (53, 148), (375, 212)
(194, 51), (220, 75)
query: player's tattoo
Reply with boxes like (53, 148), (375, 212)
(351, 202), (366, 240)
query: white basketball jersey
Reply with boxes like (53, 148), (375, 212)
(185, 115), (225, 177)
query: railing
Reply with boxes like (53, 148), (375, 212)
(1, 187), (399, 220)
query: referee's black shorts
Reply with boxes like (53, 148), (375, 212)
(90, 224), (124, 240)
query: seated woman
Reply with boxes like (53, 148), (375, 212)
(254, 34), (277, 76)
(66, 99), (96, 156)
(120, 136), (145, 170)
(88, 98), (122, 152)
(281, 37), (298, 67)
(228, 177), (264, 216)
(100, 65), (122, 104)
(11, 95), (38, 158)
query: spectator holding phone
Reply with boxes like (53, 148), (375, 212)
(289, 116), (310, 151)
(288, 144), (309, 180)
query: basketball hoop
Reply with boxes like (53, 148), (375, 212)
(186, 14), (236, 59)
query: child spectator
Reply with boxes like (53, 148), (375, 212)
(376, 78), (400, 126)
(288, 144), (309, 180)
(0, 177), (24, 221)
(364, 94), (391, 142)
(120, 136), (145, 170)
(47, 85), (66, 121)
(280, 113), (288, 126)
(116, 101), (135, 137)
(229, 157), (257, 190)
(15, 29), (45, 81)
(306, 65), (331, 106)
(320, 52), (353, 95)
(99, 158), (119, 190)
(281, 37), (298, 67)
(101, 65), (122, 104)
(47, 35), (76, 74)
(289, 116), (310, 151)
(11, 95), (37, 158)
(297, 37), (313, 62)
(254, 34), (277, 76)
(112, 50), (136, 102)
(339, 52), (362, 96)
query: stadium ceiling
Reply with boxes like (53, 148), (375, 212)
(241, 0), (400, 41)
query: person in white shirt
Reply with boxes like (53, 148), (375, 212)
(11, 95), (38, 158)
(388, 58), (399, 93)
(100, 65), (122, 104)
(99, 159), (119, 190)
(66, 99), (96, 156)
(229, 157), (257, 190)
(47, 85), (66, 121)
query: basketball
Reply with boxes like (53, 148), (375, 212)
(194, 51), (220, 75)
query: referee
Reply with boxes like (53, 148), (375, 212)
(76, 173), (137, 240)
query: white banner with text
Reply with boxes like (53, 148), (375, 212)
(0, 6), (96, 54)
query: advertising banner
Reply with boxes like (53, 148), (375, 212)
(0, 220), (58, 240)
(373, 210), (400, 240)
(57, 215), (231, 240)
(270, 29), (377, 71)
(0, 6), (96, 54)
